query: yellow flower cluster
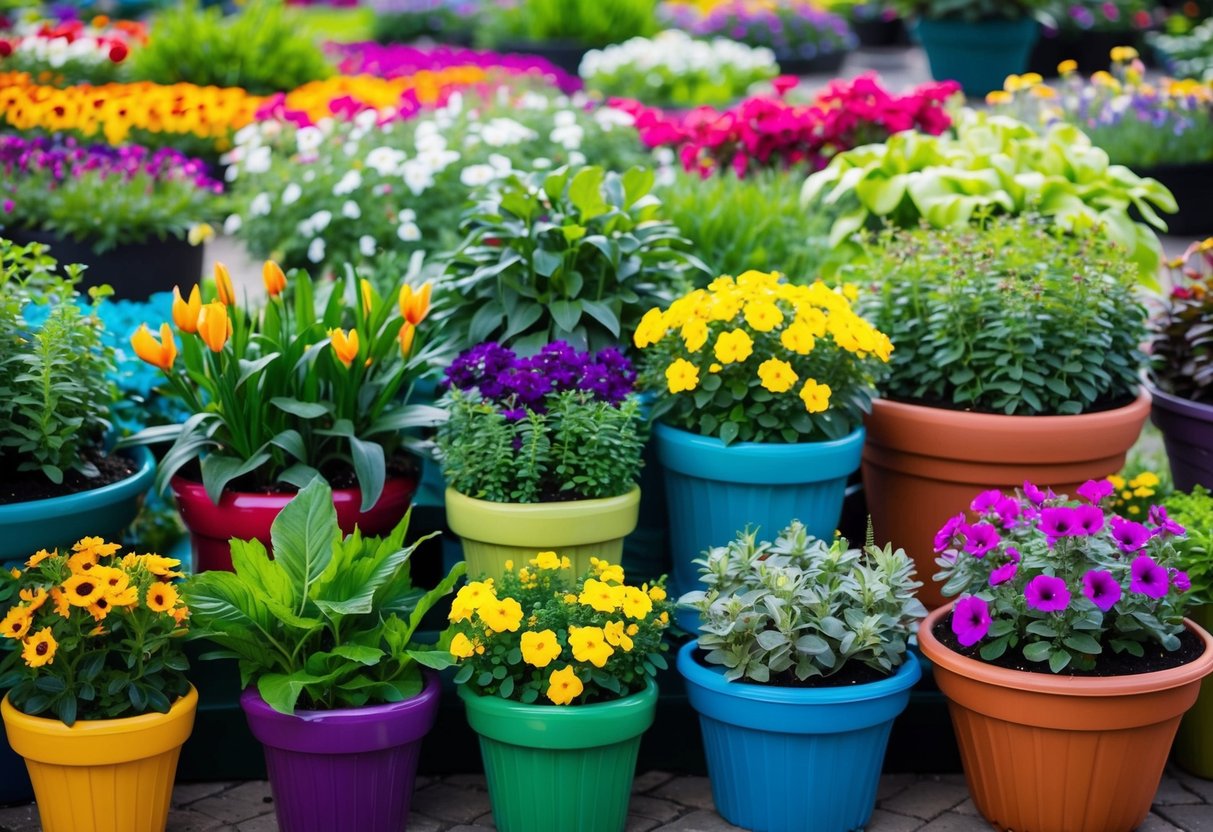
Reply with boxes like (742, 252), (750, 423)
(2, 538), (188, 669)
(635, 270), (891, 415)
(278, 68), (487, 125)
(991, 49), (1213, 110)
(1108, 471), (1163, 518)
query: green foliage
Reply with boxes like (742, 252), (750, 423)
(1149, 18), (1213, 82)
(130, 0), (332, 95)
(481, 0), (659, 48)
(371, 2), (472, 43)
(185, 479), (463, 714)
(802, 111), (1177, 280)
(439, 165), (705, 353)
(1166, 486), (1213, 602)
(0, 239), (116, 485)
(887, 0), (1050, 20)
(1150, 241), (1213, 404)
(680, 521), (926, 683)
(856, 217), (1146, 416)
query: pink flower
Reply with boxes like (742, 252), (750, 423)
(1148, 506), (1186, 537)
(1082, 569), (1121, 611)
(1172, 569), (1192, 592)
(1110, 516), (1151, 553)
(970, 489), (1004, 514)
(1039, 507), (1079, 541)
(933, 512), (966, 553)
(1130, 555), (1169, 598)
(952, 596), (991, 647)
(989, 561), (1018, 587)
(1024, 575), (1071, 613)
(1022, 480), (1049, 506)
(1072, 504), (1105, 536)
(962, 523), (1001, 558)
(1076, 479), (1114, 504)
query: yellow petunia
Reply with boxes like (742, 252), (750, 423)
(743, 301), (783, 333)
(681, 317), (709, 352)
(546, 665), (584, 705)
(621, 586), (654, 620)
(579, 579), (624, 613)
(531, 551), (562, 570)
(665, 358), (700, 394)
(633, 308), (667, 349)
(449, 580), (496, 622)
(648, 585), (667, 602)
(479, 597), (524, 633)
(757, 358), (799, 394)
(780, 320), (815, 355)
(799, 379), (832, 414)
(592, 558), (625, 584)
(603, 620), (634, 651)
(449, 632), (475, 659)
(714, 329), (753, 364)
(521, 629), (562, 668)
(568, 626), (614, 667)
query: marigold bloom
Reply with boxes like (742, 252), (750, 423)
(146, 581), (179, 613)
(196, 302), (231, 352)
(568, 625), (614, 667)
(665, 358), (699, 393)
(0, 605), (32, 640)
(327, 328), (359, 367)
(172, 285), (202, 333)
(546, 665), (583, 705)
(262, 261), (287, 297)
(130, 322), (177, 371)
(213, 262), (235, 306)
(521, 629), (562, 668)
(63, 573), (104, 606)
(21, 627), (57, 668)
(757, 358), (798, 393)
(398, 281), (432, 325)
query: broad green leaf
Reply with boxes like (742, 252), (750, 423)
(349, 436), (386, 512)
(270, 478), (338, 609)
(229, 538), (294, 609)
(199, 451), (271, 505)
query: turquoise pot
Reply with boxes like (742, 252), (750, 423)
(914, 17), (1039, 97)
(0, 446), (154, 562)
(678, 641), (920, 832)
(653, 423), (864, 630)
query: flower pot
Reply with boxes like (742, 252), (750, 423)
(919, 604), (1213, 832)
(171, 473), (418, 572)
(0, 445), (155, 562)
(459, 680), (657, 832)
(2, 686), (197, 832)
(862, 393), (1150, 609)
(240, 671), (441, 832)
(444, 486), (640, 581)
(1149, 383), (1213, 491)
(914, 17), (1040, 97)
(1027, 28), (1136, 76)
(654, 422), (864, 630)
(494, 39), (590, 75)
(2, 228), (203, 302)
(1132, 161), (1213, 237)
(851, 16), (907, 48)
(775, 49), (849, 75)
(1175, 605), (1213, 777)
(677, 641), (920, 832)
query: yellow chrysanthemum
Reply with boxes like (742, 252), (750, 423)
(568, 626), (614, 668)
(479, 597), (524, 633)
(1130, 472), (1160, 488)
(579, 579), (624, 613)
(63, 574), (104, 607)
(21, 628), (57, 668)
(449, 632), (475, 659)
(603, 620), (634, 652)
(621, 586), (654, 620)
(665, 358), (700, 394)
(546, 665), (584, 705)
(146, 582), (179, 613)
(757, 358), (799, 394)
(743, 300), (783, 333)
(521, 629), (562, 668)
(714, 329), (753, 364)
(800, 379), (832, 414)
(0, 606), (32, 640)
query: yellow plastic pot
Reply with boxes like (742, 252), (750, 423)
(2, 686), (197, 832)
(445, 486), (640, 580)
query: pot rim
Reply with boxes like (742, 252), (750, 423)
(0, 445), (155, 522)
(170, 471), (418, 506)
(653, 421), (865, 484)
(918, 602), (1213, 697)
(444, 485), (640, 547)
(871, 389), (1150, 428)
(1145, 379), (1213, 422)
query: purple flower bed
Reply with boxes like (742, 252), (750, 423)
(445, 341), (635, 412)
(329, 42), (582, 94)
(0, 135), (222, 193)
(660, 0), (856, 59)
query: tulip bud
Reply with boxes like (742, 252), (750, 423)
(213, 262), (235, 306)
(327, 327), (359, 367)
(262, 261), (287, 297)
(172, 285), (201, 333)
(196, 302), (230, 353)
(130, 323), (177, 371)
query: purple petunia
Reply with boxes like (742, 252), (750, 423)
(989, 560), (1019, 587)
(933, 512), (966, 553)
(1110, 516), (1151, 553)
(1022, 480), (1049, 506)
(994, 497), (1021, 527)
(1024, 575), (1071, 613)
(962, 523), (1001, 558)
(970, 489), (1004, 514)
(1076, 479), (1114, 504)
(1081, 569), (1121, 611)
(1039, 507), (1080, 542)
(1148, 505), (1186, 538)
(952, 595), (992, 647)
(1130, 554), (1169, 598)
(1172, 569), (1192, 593)
(1072, 504), (1105, 536)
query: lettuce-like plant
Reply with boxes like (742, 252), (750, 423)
(185, 478), (464, 714)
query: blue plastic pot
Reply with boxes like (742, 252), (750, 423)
(914, 17), (1039, 97)
(678, 641), (920, 832)
(654, 423), (864, 629)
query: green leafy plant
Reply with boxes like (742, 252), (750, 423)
(480, 0), (659, 48)
(1150, 238), (1213, 405)
(1150, 17), (1213, 81)
(185, 478), (464, 714)
(1165, 486), (1213, 602)
(802, 111), (1177, 279)
(439, 164), (705, 354)
(679, 521), (926, 683)
(856, 217), (1145, 416)
(130, 0), (332, 95)
(887, 0), (1050, 20)
(0, 238), (117, 486)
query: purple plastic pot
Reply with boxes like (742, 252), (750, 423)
(240, 671), (440, 832)
(1150, 383), (1213, 491)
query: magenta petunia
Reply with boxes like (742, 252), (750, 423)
(1081, 569), (1121, 612)
(1148, 505), (1186, 537)
(1076, 479), (1114, 504)
(1172, 569), (1192, 592)
(1110, 516), (1151, 553)
(971, 489), (1005, 514)
(1022, 480), (1049, 506)
(1072, 504), (1105, 536)
(994, 497), (1021, 527)
(989, 561), (1018, 587)
(962, 523), (1001, 558)
(1130, 554), (1169, 598)
(952, 595), (992, 647)
(1039, 507), (1079, 541)
(933, 512), (966, 553)
(1024, 575), (1071, 612)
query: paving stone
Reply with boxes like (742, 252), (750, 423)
(1138, 812), (1185, 831)
(0, 802), (40, 832)
(174, 782), (237, 807)
(406, 815), (445, 832)
(877, 774), (917, 802)
(880, 779), (969, 821)
(447, 826), (487, 832)
(473, 810), (497, 828)
(1157, 805), (1213, 832)
(652, 776), (716, 811)
(629, 795), (683, 823)
(627, 815), (664, 832)
(866, 808), (928, 832)
(446, 773), (488, 790)
(653, 809), (747, 831)
(917, 811), (993, 832)
(1157, 777), (1205, 807)
(633, 770), (677, 793)
(411, 783), (494, 823)
(1171, 769), (1213, 804)
(165, 809), (228, 831)
(191, 782), (276, 825)
(953, 799), (979, 817)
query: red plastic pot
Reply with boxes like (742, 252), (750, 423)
(172, 475), (418, 571)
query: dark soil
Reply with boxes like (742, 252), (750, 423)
(888, 391), (1139, 417)
(932, 616), (1206, 677)
(0, 448), (137, 505)
(693, 648), (894, 689)
(174, 454), (418, 495)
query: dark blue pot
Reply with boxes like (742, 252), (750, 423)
(654, 423), (864, 630)
(678, 641), (921, 832)
(914, 17), (1039, 97)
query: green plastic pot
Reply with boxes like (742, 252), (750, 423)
(1175, 605), (1213, 777)
(460, 681), (657, 832)
(914, 17), (1039, 97)
(444, 487), (640, 580)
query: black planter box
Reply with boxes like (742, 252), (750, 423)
(1134, 161), (1213, 237)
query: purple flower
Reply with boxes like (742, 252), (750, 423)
(1172, 569), (1192, 593)
(951, 596), (992, 647)
(970, 489), (1004, 514)
(994, 497), (1021, 527)
(1072, 504), (1106, 536)
(1130, 555), (1169, 598)
(1039, 507), (1080, 541)
(1076, 479), (1114, 504)
(962, 523), (1001, 558)
(1023, 480), (1048, 506)
(1081, 569), (1121, 611)
(1024, 575), (1071, 613)
(1148, 505), (1186, 538)
(989, 561), (1019, 587)
(2, 199), (12, 213)
(1110, 516), (1151, 553)
(933, 512), (966, 553)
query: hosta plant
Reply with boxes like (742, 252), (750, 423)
(185, 478), (463, 714)
(678, 521), (926, 683)
(444, 553), (672, 704)
(1150, 238), (1213, 405)
(935, 480), (1195, 673)
(0, 538), (190, 725)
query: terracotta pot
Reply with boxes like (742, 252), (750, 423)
(172, 475), (417, 571)
(862, 392), (1150, 608)
(919, 604), (1213, 832)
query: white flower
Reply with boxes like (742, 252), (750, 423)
(569, 151), (587, 166)
(479, 118), (538, 147)
(359, 235), (377, 257)
(400, 208), (417, 223)
(414, 131), (448, 154)
(594, 107), (635, 130)
(296, 126), (324, 154)
(333, 169), (363, 196)
(397, 222), (421, 242)
(401, 159), (435, 195)
(554, 110), (577, 128)
(355, 110), (379, 130)
(310, 210), (332, 233)
(243, 146), (272, 175)
(307, 238), (326, 263)
(417, 147), (460, 172)
(532, 157), (552, 170)
(282, 183), (302, 206)
(223, 214), (243, 235)
(303, 170), (316, 183)
(343, 141), (359, 157)
(654, 147), (676, 167)
(488, 154), (513, 173)
(366, 146), (405, 177)
(550, 123), (584, 150)
(250, 192), (273, 217)
(342, 200), (362, 220)
(460, 164), (497, 187)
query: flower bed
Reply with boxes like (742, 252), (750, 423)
(330, 42), (581, 93)
(0, 15), (145, 86)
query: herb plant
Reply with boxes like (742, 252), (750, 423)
(0, 538), (190, 726)
(444, 553), (672, 704)
(1150, 238), (1213, 405)
(886, 0), (1050, 20)
(437, 341), (644, 503)
(440, 164), (704, 353)
(1165, 486), (1213, 601)
(679, 521), (926, 683)
(480, 0), (659, 48)
(936, 480), (1195, 673)
(185, 478), (463, 714)
(856, 217), (1146, 416)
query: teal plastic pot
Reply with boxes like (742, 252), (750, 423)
(654, 423), (864, 629)
(460, 681), (657, 832)
(0, 446), (154, 562)
(678, 641), (920, 832)
(914, 17), (1039, 97)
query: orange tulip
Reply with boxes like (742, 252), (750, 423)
(328, 328), (359, 367)
(262, 261), (287, 297)
(213, 262), (235, 306)
(360, 279), (374, 315)
(130, 323), (177, 370)
(196, 302), (230, 353)
(172, 285), (201, 333)
(398, 282), (432, 325)
(398, 322), (415, 357)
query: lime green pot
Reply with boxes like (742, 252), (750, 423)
(1175, 604), (1213, 777)
(459, 681), (657, 832)
(444, 487), (640, 580)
